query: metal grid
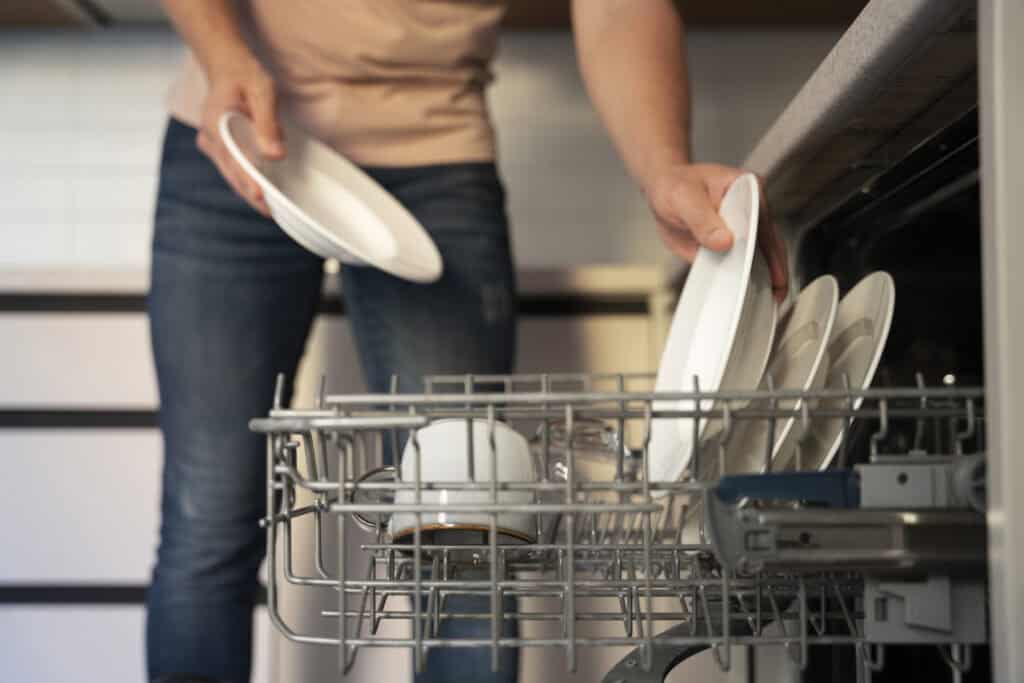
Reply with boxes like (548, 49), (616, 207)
(249, 372), (986, 679)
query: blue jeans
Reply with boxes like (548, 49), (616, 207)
(146, 119), (518, 683)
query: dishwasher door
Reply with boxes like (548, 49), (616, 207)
(980, 2), (1024, 682)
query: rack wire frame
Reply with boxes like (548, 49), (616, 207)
(249, 372), (986, 678)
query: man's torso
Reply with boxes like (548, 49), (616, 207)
(168, 0), (508, 166)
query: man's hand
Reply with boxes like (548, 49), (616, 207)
(646, 163), (789, 302)
(160, 0), (286, 215)
(571, 0), (789, 300)
(196, 53), (285, 216)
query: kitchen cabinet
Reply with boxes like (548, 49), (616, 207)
(0, 264), (668, 682)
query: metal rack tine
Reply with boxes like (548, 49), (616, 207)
(690, 373), (702, 482)
(273, 372), (286, 410)
(254, 372), (987, 678)
(716, 402), (735, 479)
(937, 643), (973, 679)
(836, 372), (855, 470)
(337, 427), (351, 674)
(794, 400), (811, 471)
(563, 403), (577, 672)
(711, 569), (732, 672)
(388, 374), (400, 467)
(869, 397), (889, 460)
(317, 373), (328, 409)
(487, 404), (501, 673)
(791, 577), (809, 670)
(689, 375), (710, 544)
(301, 432), (319, 482)
(410, 421), (424, 674)
(426, 554), (441, 640)
(861, 642), (886, 672)
(764, 371), (778, 473)
(809, 583), (827, 637)
(913, 372), (928, 450)
(831, 576), (860, 639)
(616, 374), (627, 484)
(954, 398), (977, 456)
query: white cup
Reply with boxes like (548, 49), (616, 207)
(388, 418), (537, 545)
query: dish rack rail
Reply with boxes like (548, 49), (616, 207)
(250, 372), (987, 681)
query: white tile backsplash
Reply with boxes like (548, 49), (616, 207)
(1, 176), (71, 212)
(73, 129), (165, 169)
(4, 226), (77, 265)
(73, 222), (155, 265)
(72, 175), (158, 218)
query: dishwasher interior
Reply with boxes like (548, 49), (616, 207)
(794, 102), (986, 683)
(251, 368), (987, 682)
(249, 7), (996, 681)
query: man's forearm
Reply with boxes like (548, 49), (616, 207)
(160, 0), (283, 213)
(161, 0), (253, 75)
(572, 0), (692, 191)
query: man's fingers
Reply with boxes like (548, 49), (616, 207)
(222, 152), (270, 216)
(198, 130), (271, 216)
(757, 216), (788, 296)
(658, 221), (699, 263)
(200, 131), (247, 196)
(754, 178), (789, 301)
(759, 227), (789, 303)
(771, 231), (789, 297)
(247, 83), (285, 159)
(196, 129), (214, 158)
(672, 184), (733, 253)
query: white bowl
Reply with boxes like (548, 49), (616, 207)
(388, 419), (537, 545)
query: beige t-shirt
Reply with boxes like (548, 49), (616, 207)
(168, 0), (507, 166)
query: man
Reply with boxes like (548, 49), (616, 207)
(147, 1), (788, 682)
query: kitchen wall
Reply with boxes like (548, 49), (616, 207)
(0, 25), (833, 683)
(1, 27), (839, 270)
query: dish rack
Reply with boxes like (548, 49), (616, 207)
(250, 372), (988, 682)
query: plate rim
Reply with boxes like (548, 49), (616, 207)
(219, 110), (443, 283)
(762, 273), (840, 463)
(649, 173), (762, 489)
(815, 270), (896, 470)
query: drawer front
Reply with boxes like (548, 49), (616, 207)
(0, 606), (272, 683)
(0, 431), (160, 583)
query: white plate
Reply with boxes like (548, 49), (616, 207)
(701, 250), (779, 441)
(648, 173), (762, 490)
(219, 111), (443, 283)
(784, 271), (895, 471)
(699, 274), (839, 479)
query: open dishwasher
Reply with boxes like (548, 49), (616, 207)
(250, 371), (988, 682)
(247, 0), (1024, 679)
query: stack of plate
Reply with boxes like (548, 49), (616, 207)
(648, 174), (896, 495)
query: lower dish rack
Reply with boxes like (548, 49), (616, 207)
(249, 372), (988, 682)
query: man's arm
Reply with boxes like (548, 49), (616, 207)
(572, 0), (787, 299)
(161, 0), (284, 214)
